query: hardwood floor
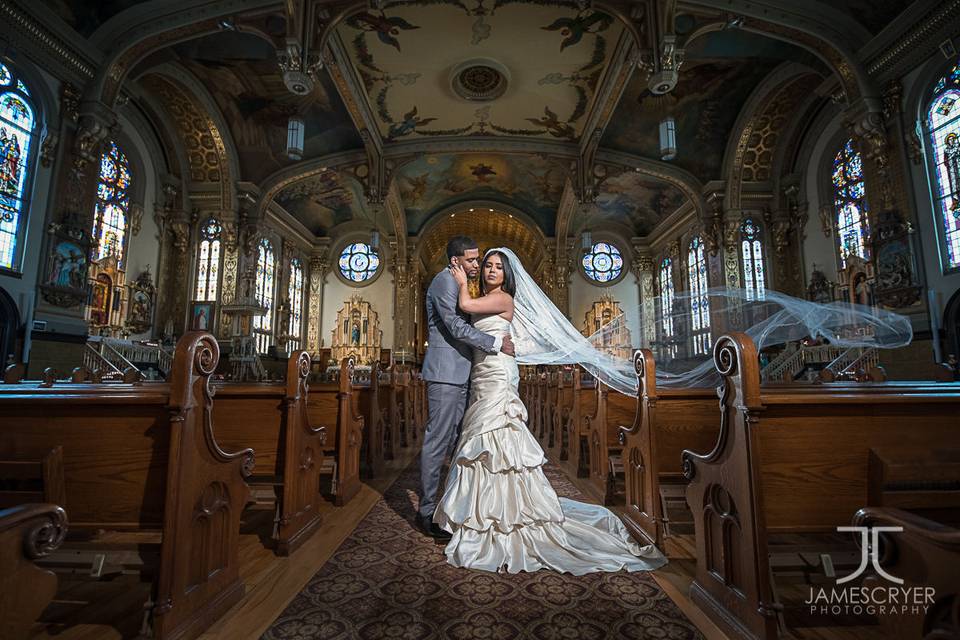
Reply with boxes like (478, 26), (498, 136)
(30, 448), (898, 640)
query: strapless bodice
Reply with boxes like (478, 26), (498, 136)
(471, 313), (512, 335)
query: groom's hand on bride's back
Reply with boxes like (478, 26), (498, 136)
(501, 334), (516, 357)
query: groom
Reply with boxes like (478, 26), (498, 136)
(417, 235), (515, 538)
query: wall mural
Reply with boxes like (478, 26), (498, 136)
(338, 2), (621, 142)
(586, 171), (689, 235)
(396, 153), (567, 235)
(178, 33), (362, 183)
(275, 171), (370, 235)
(602, 58), (780, 181)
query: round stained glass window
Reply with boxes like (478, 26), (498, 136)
(339, 242), (381, 283)
(582, 242), (624, 283)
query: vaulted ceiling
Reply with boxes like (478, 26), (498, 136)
(333, 3), (624, 143)
(41, 0), (922, 250)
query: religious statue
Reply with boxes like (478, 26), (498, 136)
(278, 297), (292, 335)
(331, 294), (382, 365)
(944, 132), (960, 212)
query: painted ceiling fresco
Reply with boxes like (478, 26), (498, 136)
(174, 32), (362, 184)
(274, 170), (371, 236)
(601, 30), (816, 182)
(395, 153), (568, 235)
(581, 171), (690, 236)
(334, 2), (624, 142)
(41, 0), (147, 37)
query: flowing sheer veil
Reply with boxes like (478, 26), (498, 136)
(486, 247), (637, 394)
(486, 247), (913, 396)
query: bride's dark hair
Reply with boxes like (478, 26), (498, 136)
(481, 250), (516, 297)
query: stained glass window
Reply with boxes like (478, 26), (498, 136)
(925, 56), (960, 270)
(582, 241), (624, 283)
(658, 257), (676, 357)
(741, 218), (766, 301)
(92, 141), (131, 267)
(194, 218), (221, 302)
(687, 236), (711, 356)
(338, 242), (380, 283)
(832, 139), (870, 269)
(287, 258), (304, 350)
(254, 239), (276, 354)
(0, 62), (37, 270)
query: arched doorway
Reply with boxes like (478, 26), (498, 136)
(0, 286), (22, 364)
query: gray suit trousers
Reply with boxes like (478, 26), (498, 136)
(419, 380), (469, 520)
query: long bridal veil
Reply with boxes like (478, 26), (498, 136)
(487, 247), (913, 395)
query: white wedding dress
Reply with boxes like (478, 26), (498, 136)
(434, 313), (668, 575)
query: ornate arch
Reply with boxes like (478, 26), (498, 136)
(415, 203), (547, 275)
(139, 73), (234, 212)
(724, 65), (824, 210)
(84, 0), (279, 109)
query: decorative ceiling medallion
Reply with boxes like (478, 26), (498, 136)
(450, 59), (510, 102)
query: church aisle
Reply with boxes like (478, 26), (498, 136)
(258, 457), (705, 640)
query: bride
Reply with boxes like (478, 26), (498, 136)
(432, 247), (667, 575)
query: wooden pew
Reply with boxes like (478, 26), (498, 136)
(542, 370), (558, 452)
(0, 332), (252, 640)
(379, 367), (397, 460)
(306, 359), (364, 506)
(385, 366), (403, 457)
(563, 369), (595, 480)
(393, 368), (410, 448)
(585, 379), (634, 504)
(618, 350), (719, 547)
(402, 368), (417, 445)
(682, 332), (960, 640)
(0, 503), (67, 639)
(853, 507), (960, 640)
(547, 368), (573, 463)
(356, 362), (386, 478)
(211, 351), (326, 555)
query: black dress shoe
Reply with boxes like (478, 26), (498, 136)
(417, 515), (452, 540)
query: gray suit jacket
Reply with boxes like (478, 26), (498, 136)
(421, 269), (496, 385)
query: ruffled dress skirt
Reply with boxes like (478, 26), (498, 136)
(433, 319), (667, 575)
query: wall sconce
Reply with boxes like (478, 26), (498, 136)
(286, 116), (305, 161)
(659, 116), (677, 161)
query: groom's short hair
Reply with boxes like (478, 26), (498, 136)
(447, 235), (477, 260)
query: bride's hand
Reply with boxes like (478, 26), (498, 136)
(450, 263), (468, 287)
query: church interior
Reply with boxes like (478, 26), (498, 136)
(1, 0), (959, 638)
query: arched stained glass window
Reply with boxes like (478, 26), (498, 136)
(925, 56), (960, 270)
(741, 218), (766, 301)
(582, 241), (624, 283)
(93, 141), (131, 266)
(0, 61), (37, 270)
(833, 139), (870, 268)
(287, 258), (304, 350)
(658, 257), (676, 357)
(194, 218), (221, 302)
(339, 242), (380, 283)
(254, 239), (276, 354)
(687, 236), (711, 356)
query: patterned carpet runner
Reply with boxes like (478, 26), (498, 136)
(262, 459), (704, 639)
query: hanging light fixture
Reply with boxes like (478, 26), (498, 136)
(659, 116), (677, 161)
(370, 204), (380, 250)
(286, 116), (305, 161)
